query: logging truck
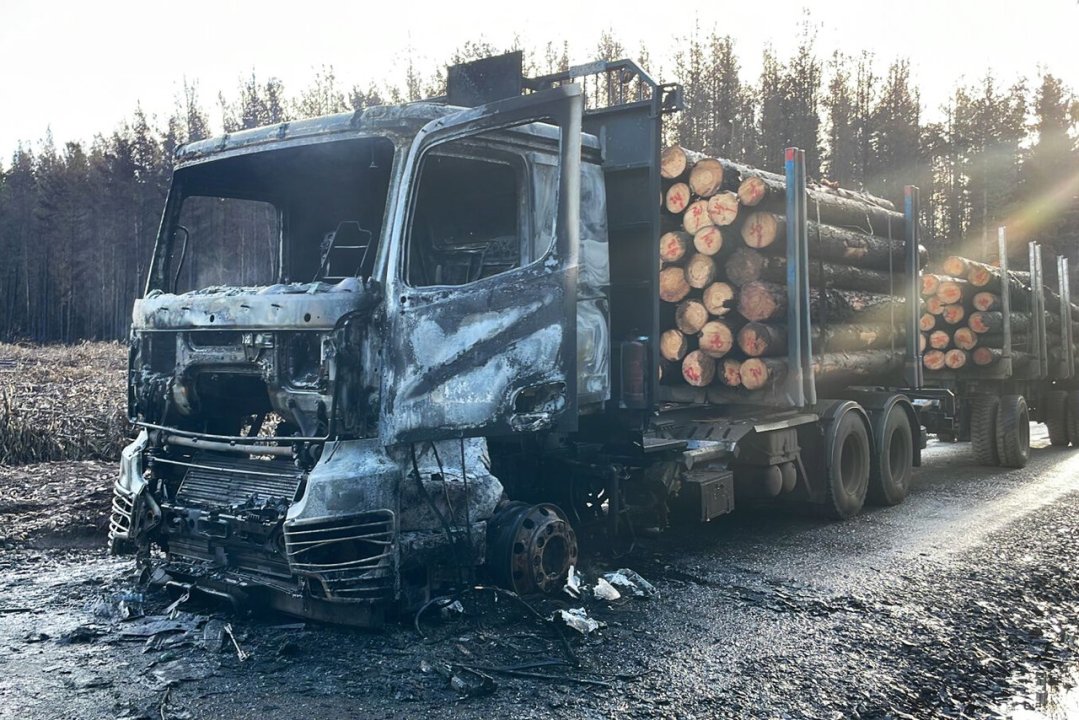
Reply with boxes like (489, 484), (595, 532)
(108, 52), (1079, 626)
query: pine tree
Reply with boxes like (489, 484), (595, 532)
(869, 59), (921, 205)
(823, 52), (857, 185)
(782, 20), (823, 176)
(1022, 73), (1079, 264)
(756, 47), (787, 172)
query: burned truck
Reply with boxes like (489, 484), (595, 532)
(111, 52), (945, 625)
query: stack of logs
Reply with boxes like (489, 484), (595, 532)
(658, 145), (914, 399)
(920, 255), (1079, 373)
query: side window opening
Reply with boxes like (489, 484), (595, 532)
(407, 153), (523, 287)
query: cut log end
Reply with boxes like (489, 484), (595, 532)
(737, 281), (785, 322)
(941, 304), (966, 325)
(968, 265), (992, 287)
(953, 327), (978, 350)
(660, 145), (695, 180)
(659, 266), (691, 303)
(935, 280), (966, 304)
(943, 349), (968, 369)
(665, 183), (691, 215)
(719, 359), (742, 387)
(972, 347), (1003, 366)
(972, 292), (1000, 312)
(921, 274), (942, 297)
(923, 350), (946, 370)
(685, 253), (717, 289)
(737, 322), (784, 358)
(919, 313), (937, 332)
(659, 231), (691, 263)
(929, 330), (951, 350)
(675, 299), (709, 334)
(682, 350), (716, 387)
(741, 211), (782, 249)
(725, 247), (765, 287)
(698, 320), (734, 359)
(737, 176), (767, 207)
(682, 199), (714, 234)
(689, 158), (724, 198)
(925, 296), (945, 315)
(739, 357), (772, 391)
(941, 256), (969, 277)
(660, 329), (688, 362)
(693, 225), (724, 256)
(706, 191), (740, 226)
(703, 281), (736, 316)
(968, 312), (993, 334)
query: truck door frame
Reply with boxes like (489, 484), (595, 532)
(379, 85), (584, 445)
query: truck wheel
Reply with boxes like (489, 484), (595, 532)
(825, 411), (871, 519)
(868, 405), (913, 506)
(1045, 390), (1069, 447)
(1067, 391), (1079, 446)
(970, 397), (1000, 466)
(996, 395), (1030, 468)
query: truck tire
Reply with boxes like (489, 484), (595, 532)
(970, 397), (1000, 466)
(868, 405), (913, 506)
(995, 395), (1030, 468)
(825, 411), (871, 519)
(1045, 390), (1069, 447)
(1067, 391), (1079, 446)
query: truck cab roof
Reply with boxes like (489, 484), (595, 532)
(174, 100), (601, 169)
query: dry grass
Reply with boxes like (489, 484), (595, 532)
(0, 342), (129, 466)
(0, 460), (114, 546)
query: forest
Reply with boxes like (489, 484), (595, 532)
(0, 28), (1076, 343)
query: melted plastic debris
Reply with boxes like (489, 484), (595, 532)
(603, 569), (659, 599)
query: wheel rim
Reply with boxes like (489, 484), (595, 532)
(487, 502), (578, 595)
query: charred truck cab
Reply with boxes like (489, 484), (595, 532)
(112, 55), (616, 624)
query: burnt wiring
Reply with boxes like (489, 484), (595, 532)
(409, 443), (467, 589)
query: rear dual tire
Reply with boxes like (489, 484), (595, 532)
(1045, 390), (1069, 447)
(868, 406), (913, 507)
(824, 411), (871, 520)
(970, 395), (1030, 468)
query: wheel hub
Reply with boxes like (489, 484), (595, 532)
(487, 501), (578, 595)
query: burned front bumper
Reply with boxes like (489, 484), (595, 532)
(109, 434), (502, 625)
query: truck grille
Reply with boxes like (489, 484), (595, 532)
(284, 510), (396, 601)
(175, 453), (304, 510)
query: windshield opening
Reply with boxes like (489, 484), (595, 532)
(153, 136), (395, 294)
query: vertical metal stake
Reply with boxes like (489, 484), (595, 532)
(903, 186), (922, 389)
(1058, 256), (1071, 378)
(784, 147), (813, 407)
(999, 228), (1012, 374)
(1035, 244), (1048, 378)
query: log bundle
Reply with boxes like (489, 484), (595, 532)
(920, 254), (1079, 374)
(658, 145), (909, 399)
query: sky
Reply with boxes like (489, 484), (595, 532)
(1, 0), (1077, 160)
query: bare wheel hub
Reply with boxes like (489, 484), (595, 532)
(487, 501), (578, 595)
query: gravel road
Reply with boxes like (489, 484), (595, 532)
(1, 427), (1078, 719)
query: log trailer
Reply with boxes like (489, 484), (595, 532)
(108, 52), (1078, 625)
